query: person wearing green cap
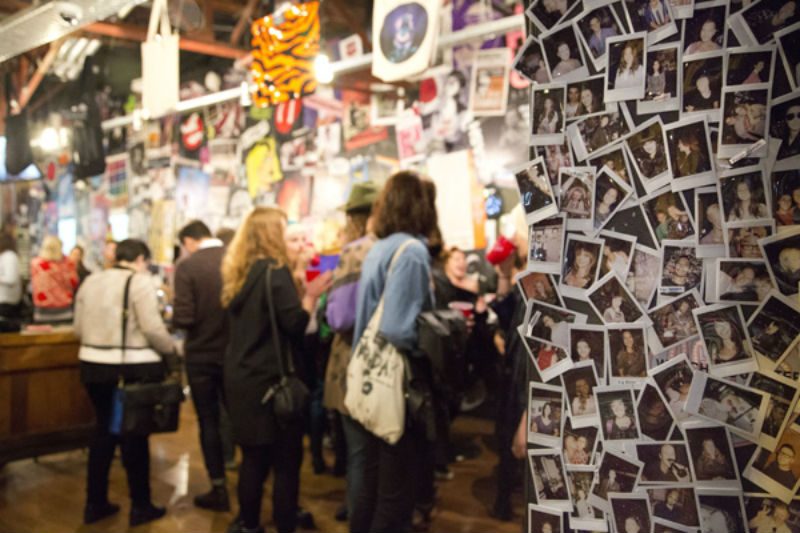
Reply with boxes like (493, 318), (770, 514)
(323, 181), (379, 522)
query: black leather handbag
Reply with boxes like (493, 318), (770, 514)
(260, 266), (309, 425)
(4, 73), (34, 176)
(109, 274), (184, 436)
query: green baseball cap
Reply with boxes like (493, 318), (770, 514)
(342, 181), (378, 213)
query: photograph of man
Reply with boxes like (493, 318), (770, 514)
(642, 444), (691, 482)
(761, 444), (799, 489)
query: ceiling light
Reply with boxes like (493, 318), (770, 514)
(314, 54), (333, 84)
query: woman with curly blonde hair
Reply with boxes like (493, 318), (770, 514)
(221, 206), (331, 533)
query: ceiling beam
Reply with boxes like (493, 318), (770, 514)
(230, 0), (259, 45)
(19, 38), (63, 110)
(82, 21), (250, 60)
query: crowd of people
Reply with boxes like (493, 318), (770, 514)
(0, 170), (533, 533)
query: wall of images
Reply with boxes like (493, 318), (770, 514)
(515, 0), (800, 532)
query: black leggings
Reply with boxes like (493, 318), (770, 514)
(238, 422), (304, 533)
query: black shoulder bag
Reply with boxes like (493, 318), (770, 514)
(260, 266), (309, 425)
(4, 73), (34, 176)
(109, 274), (184, 436)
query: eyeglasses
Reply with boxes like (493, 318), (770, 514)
(779, 450), (795, 459)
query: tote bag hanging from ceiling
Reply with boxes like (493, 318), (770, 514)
(141, 0), (179, 119)
(372, 0), (440, 83)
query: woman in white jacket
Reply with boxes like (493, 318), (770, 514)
(73, 239), (176, 527)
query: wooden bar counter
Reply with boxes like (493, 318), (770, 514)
(0, 329), (93, 466)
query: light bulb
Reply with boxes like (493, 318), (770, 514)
(314, 54), (333, 84)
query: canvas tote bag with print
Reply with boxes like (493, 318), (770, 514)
(344, 240), (416, 444)
(141, 0), (179, 118)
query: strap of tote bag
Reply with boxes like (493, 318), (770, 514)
(117, 273), (135, 385)
(265, 266), (294, 379)
(365, 239), (417, 333)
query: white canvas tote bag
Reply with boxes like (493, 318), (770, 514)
(141, 0), (179, 118)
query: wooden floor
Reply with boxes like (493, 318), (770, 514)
(0, 404), (523, 533)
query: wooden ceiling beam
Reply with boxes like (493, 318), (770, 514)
(82, 21), (250, 60)
(229, 0), (259, 45)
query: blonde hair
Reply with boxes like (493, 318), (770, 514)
(39, 235), (64, 261)
(221, 206), (289, 307)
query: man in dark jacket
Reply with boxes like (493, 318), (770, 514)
(173, 220), (230, 511)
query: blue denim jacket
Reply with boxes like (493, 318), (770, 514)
(353, 232), (433, 353)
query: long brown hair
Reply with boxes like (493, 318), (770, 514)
(373, 171), (437, 239)
(221, 206), (289, 307)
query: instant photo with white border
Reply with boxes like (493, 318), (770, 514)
(692, 303), (758, 377)
(571, 0), (625, 72)
(527, 503), (564, 533)
(712, 257), (774, 305)
(607, 325), (650, 386)
(540, 22), (591, 84)
(664, 117), (715, 192)
(647, 484), (701, 532)
(528, 448), (574, 512)
(637, 42), (681, 115)
(776, 21), (800, 91)
(608, 491), (653, 533)
(512, 156), (559, 225)
(587, 448), (645, 513)
(597, 229), (637, 281)
(622, 0), (678, 45)
(587, 271), (650, 326)
(658, 240), (703, 298)
(680, 50), (724, 123)
(646, 289), (703, 354)
(747, 290), (800, 370)
(563, 360), (602, 429)
(528, 381), (566, 448)
(717, 84), (771, 159)
(512, 36), (551, 85)
(596, 384), (643, 444)
(624, 116), (672, 194)
(569, 323), (608, 380)
(684, 371), (768, 441)
(694, 186), (726, 258)
(527, 213), (567, 274)
(519, 324), (575, 383)
(685, 424), (741, 488)
(695, 488), (748, 533)
(743, 421), (800, 504)
(604, 32), (648, 102)
(627, 243), (661, 310)
(530, 82), (568, 145)
(648, 354), (696, 425)
(567, 104), (634, 161)
(758, 226), (800, 297)
(748, 370), (800, 452)
(592, 167), (634, 234)
(559, 233), (605, 299)
(559, 166), (595, 231)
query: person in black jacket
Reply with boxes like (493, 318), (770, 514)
(220, 207), (331, 533)
(173, 220), (231, 511)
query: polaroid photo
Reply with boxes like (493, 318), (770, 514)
(564, 75), (611, 122)
(563, 417), (600, 466)
(694, 186), (726, 258)
(370, 92), (403, 126)
(648, 290), (703, 353)
(659, 241), (703, 297)
(604, 33), (648, 102)
(776, 21), (800, 91)
(528, 503), (564, 533)
(567, 466), (606, 531)
(759, 226), (800, 297)
(588, 272), (648, 325)
(725, 45), (777, 88)
(588, 145), (636, 192)
(573, 2), (625, 71)
(622, 0), (678, 45)
(681, 1), (727, 59)
(649, 334), (707, 374)
(539, 142), (576, 187)
(531, 83), (567, 145)
(625, 118), (671, 194)
(528, 214), (567, 274)
(664, 118), (715, 192)
(559, 166), (595, 231)
(527, 299), (587, 345)
(743, 495), (800, 533)
(729, 0), (800, 47)
(528, 448), (573, 512)
(597, 230), (636, 280)
(642, 188), (696, 245)
(518, 270), (565, 307)
(714, 258), (774, 304)
(637, 382), (677, 441)
(768, 89), (800, 172)
(685, 424), (740, 487)
(593, 168), (633, 233)
(526, 0), (583, 33)
(749, 370), (800, 451)
(638, 42), (681, 115)
(626, 244), (661, 310)
(668, 0), (693, 19)
(562, 361), (601, 429)
(744, 423), (800, 504)
(725, 219), (774, 259)
(567, 106), (633, 161)
(607, 325), (649, 385)
(681, 51), (724, 122)
(597, 385), (643, 444)
(772, 168), (800, 228)
(747, 291), (800, 369)
(541, 23), (590, 84)
(569, 324), (607, 380)
(513, 157), (559, 225)
(528, 381), (565, 448)
(469, 48), (510, 117)
(520, 328), (574, 383)
(693, 303), (758, 377)
(696, 490), (748, 533)
(559, 233), (605, 299)
(649, 354), (696, 424)
(718, 86), (771, 159)
(646, 486), (700, 532)
(512, 36), (551, 85)
(609, 492), (652, 533)
(637, 441), (693, 484)
(685, 372), (768, 441)
(587, 448), (644, 512)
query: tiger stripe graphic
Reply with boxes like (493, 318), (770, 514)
(251, 1), (320, 107)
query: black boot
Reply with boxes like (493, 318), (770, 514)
(129, 503), (166, 527)
(194, 485), (230, 511)
(83, 501), (120, 524)
(334, 503), (348, 522)
(226, 515), (265, 533)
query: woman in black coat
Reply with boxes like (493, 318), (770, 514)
(221, 206), (331, 533)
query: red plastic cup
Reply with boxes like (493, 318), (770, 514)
(306, 269), (321, 282)
(486, 235), (517, 265)
(449, 301), (475, 319)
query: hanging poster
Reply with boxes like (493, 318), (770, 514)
(342, 90), (389, 152)
(428, 150), (479, 250)
(469, 48), (511, 117)
(105, 154), (129, 209)
(277, 172), (312, 222)
(175, 165), (210, 230)
(245, 137), (283, 198)
(372, 0), (440, 82)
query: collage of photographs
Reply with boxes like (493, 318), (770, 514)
(515, 1), (800, 532)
